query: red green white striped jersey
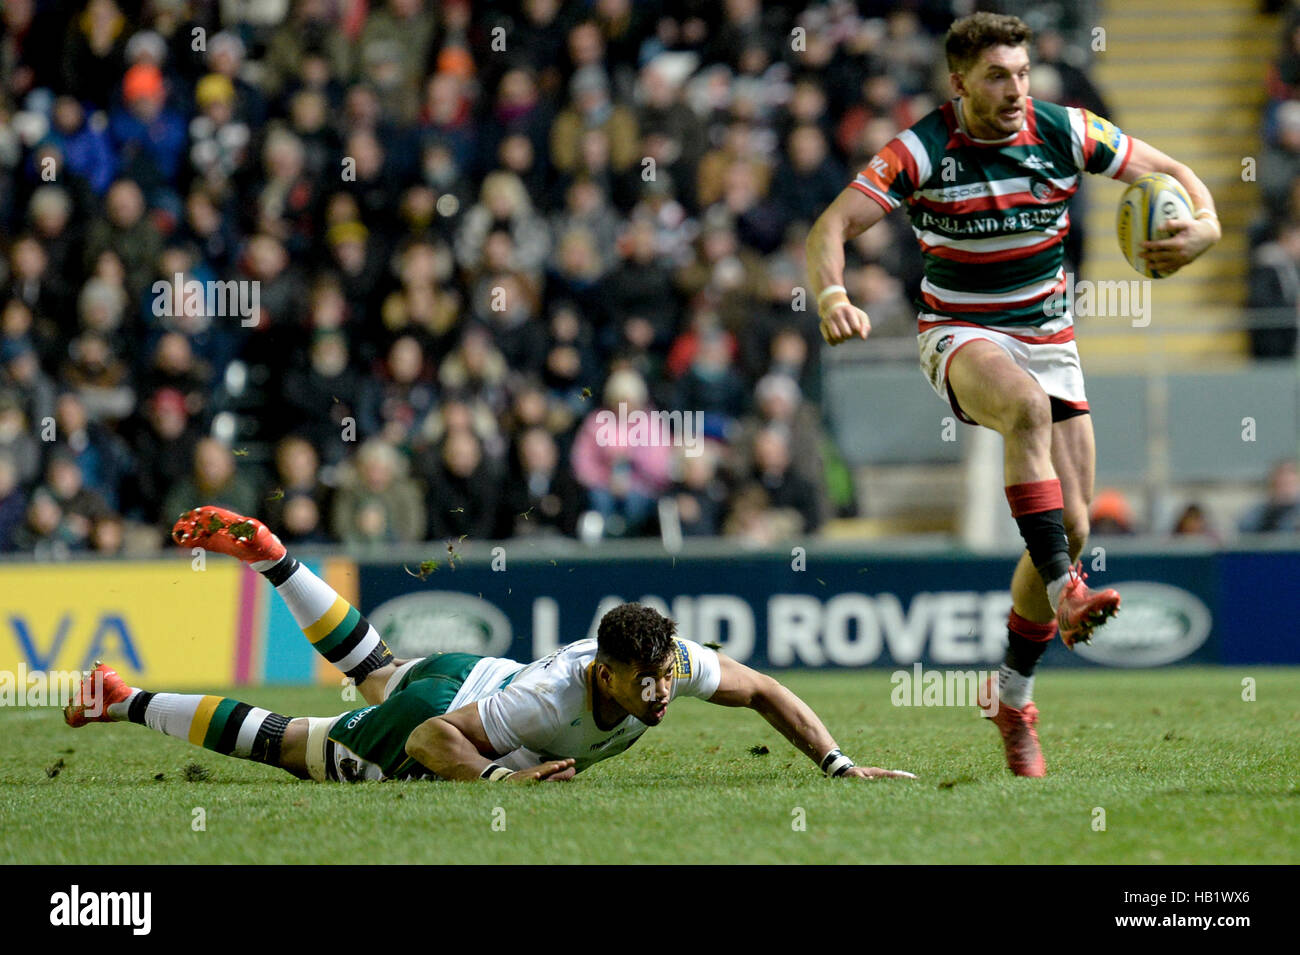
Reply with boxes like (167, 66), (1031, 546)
(851, 96), (1132, 332)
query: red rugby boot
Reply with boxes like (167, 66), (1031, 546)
(1056, 563), (1121, 649)
(171, 506), (285, 565)
(979, 676), (1046, 778)
(64, 662), (132, 727)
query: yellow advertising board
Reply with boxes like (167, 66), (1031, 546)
(0, 560), (245, 688)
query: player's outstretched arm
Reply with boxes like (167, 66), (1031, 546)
(405, 705), (575, 782)
(706, 654), (916, 780)
(806, 186), (886, 346)
(1119, 137), (1222, 275)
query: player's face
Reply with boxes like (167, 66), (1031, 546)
(607, 655), (676, 725)
(953, 44), (1030, 139)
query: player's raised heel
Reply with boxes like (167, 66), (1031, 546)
(1056, 563), (1121, 649)
(979, 676), (1046, 778)
(171, 506), (286, 565)
(64, 662), (132, 728)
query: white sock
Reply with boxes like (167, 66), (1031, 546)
(269, 560), (391, 681)
(1045, 570), (1071, 613)
(997, 664), (1034, 709)
(139, 692), (208, 738)
(250, 554), (284, 573)
(105, 689), (138, 721)
(273, 561), (343, 628)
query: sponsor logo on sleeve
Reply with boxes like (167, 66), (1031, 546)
(1085, 111), (1122, 151)
(673, 640), (692, 678)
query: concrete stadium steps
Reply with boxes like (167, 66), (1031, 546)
(1097, 29), (1274, 59)
(1094, 75), (1261, 104)
(849, 464), (964, 529)
(1077, 325), (1253, 369)
(1109, 0), (1269, 12)
(1079, 0), (1279, 360)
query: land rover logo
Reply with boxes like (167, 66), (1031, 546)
(1072, 582), (1211, 667)
(368, 592), (513, 658)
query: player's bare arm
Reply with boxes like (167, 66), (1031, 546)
(405, 705), (576, 783)
(806, 185), (886, 346)
(707, 654), (915, 780)
(1119, 137), (1221, 273)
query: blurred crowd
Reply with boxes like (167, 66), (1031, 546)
(1253, 1), (1300, 357)
(0, 0), (1134, 557)
(1089, 461), (1300, 540)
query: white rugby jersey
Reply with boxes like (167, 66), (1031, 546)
(454, 637), (722, 773)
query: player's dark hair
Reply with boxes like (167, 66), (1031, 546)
(944, 12), (1033, 74)
(596, 603), (677, 669)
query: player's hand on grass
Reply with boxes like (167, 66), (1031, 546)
(507, 758), (576, 782)
(841, 766), (918, 780)
(818, 300), (871, 346)
(1140, 216), (1219, 274)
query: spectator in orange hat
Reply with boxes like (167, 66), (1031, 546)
(109, 63), (187, 188)
(1090, 487), (1136, 535)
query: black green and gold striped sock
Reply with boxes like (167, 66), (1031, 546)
(258, 555), (393, 683)
(110, 690), (291, 765)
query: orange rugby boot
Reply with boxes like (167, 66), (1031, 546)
(171, 506), (286, 565)
(979, 676), (1046, 778)
(1056, 563), (1121, 649)
(64, 662), (132, 727)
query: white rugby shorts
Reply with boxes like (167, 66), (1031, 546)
(916, 314), (1090, 425)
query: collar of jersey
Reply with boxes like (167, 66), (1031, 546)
(952, 96), (1027, 145)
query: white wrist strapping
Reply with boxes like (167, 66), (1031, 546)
(816, 284), (848, 305)
(820, 748), (856, 777)
(480, 763), (513, 781)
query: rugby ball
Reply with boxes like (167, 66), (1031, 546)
(1116, 172), (1194, 278)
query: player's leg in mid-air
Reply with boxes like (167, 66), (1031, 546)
(1007, 411), (1096, 633)
(944, 338), (1119, 776)
(171, 506), (402, 705)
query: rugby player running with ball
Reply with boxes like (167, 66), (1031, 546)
(806, 13), (1220, 776)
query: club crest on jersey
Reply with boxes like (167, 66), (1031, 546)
(673, 640), (691, 678)
(1031, 180), (1052, 200)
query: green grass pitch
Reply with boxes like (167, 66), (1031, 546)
(2, 667), (1296, 864)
